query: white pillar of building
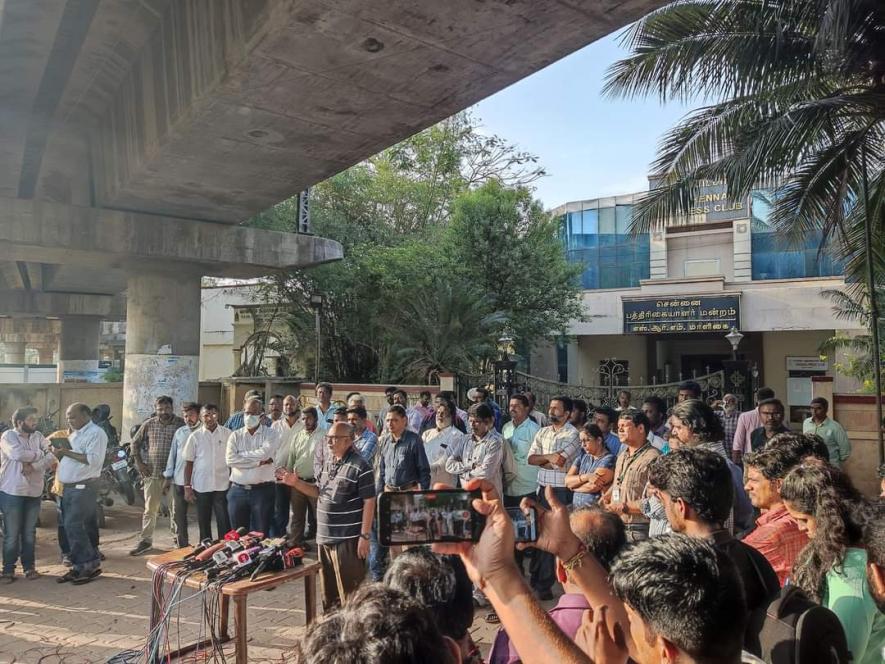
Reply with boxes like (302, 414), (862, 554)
(57, 316), (101, 381)
(733, 219), (752, 282)
(122, 272), (201, 437)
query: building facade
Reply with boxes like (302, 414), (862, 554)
(531, 181), (864, 425)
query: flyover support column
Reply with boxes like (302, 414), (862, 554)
(122, 272), (201, 438)
(57, 316), (101, 382)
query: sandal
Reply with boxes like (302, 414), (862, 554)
(24, 569), (40, 580)
(0, 572), (14, 584)
(484, 611), (500, 624)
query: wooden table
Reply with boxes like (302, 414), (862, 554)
(147, 547), (322, 664)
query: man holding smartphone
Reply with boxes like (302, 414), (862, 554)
(276, 422), (375, 610)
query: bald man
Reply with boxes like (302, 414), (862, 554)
(276, 422), (376, 610)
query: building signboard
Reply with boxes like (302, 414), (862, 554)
(646, 178), (749, 224)
(623, 295), (740, 334)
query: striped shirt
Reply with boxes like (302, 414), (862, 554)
(527, 423), (581, 488)
(316, 448), (375, 545)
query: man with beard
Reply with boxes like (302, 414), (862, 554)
(130, 396), (185, 556)
(163, 402), (201, 548)
(527, 396), (580, 600)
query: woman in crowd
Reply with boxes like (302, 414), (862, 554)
(781, 462), (885, 663)
(564, 423), (614, 507)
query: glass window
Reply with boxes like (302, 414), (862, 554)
(615, 204), (633, 234)
(599, 207), (616, 234)
(582, 208), (599, 235)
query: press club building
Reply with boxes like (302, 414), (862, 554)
(530, 179), (864, 425)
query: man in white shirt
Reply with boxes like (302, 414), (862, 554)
(164, 402), (201, 548)
(270, 395), (303, 537)
(421, 399), (462, 487)
(225, 397), (280, 535)
(54, 403), (108, 585)
(0, 407), (56, 582)
(183, 404), (232, 542)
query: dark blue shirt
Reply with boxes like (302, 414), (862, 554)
(377, 429), (431, 493)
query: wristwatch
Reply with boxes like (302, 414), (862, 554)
(358, 533), (371, 541)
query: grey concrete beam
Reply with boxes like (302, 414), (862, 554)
(0, 318), (60, 334)
(0, 196), (343, 277)
(0, 261), (25, 289)
(0, 289), (123, 318)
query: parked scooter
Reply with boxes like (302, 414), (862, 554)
(93, 405), (136, 506)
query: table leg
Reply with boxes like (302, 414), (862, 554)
(219, 594), (230, 640)
(304, 572), (317, 624)
(234, 596), (248, 664)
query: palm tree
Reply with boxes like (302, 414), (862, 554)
(604, 0), (884, 458)
(388, 283), (507, 383)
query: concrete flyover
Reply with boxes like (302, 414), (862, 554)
(0, 0), (666, 433)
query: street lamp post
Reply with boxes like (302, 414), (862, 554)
(725, 327), (744, 361)
(493, 334), (517, 409)
(309, 294), (323, 384)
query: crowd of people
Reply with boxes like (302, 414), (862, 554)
(0, 380), (883, 663)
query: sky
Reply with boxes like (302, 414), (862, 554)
(469, 31), (697, 209)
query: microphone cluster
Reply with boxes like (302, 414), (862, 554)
(181, 527), (304, 582)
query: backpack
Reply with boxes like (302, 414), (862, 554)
(746, 585), (849, 664)
(501, 437), (519, 488)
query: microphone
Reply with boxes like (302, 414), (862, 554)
(224, 527), (248, 541)
(184, 538), (215, 559)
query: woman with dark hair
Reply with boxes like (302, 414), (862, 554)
(780, 462), (885, 663)
(564, 423), (615, 507)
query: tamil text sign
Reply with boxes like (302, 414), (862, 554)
(623, 295), (740, 334)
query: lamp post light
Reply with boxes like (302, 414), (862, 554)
(309, 293), (323, 384)
(493, 333), (517, 407)
(725, 327), (744, 361)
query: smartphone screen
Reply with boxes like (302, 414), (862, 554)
(378, 489), (484, 546)
(507, 506), (539, 543)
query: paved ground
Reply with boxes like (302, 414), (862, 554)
(0, 497), (543, 663)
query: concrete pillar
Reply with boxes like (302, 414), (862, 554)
(122, 272), (201, 437)
(4, 341), (26, 364)
(58, 316), (101, 382)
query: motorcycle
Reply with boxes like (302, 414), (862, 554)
(93, 405), (136, 507)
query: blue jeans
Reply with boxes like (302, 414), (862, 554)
(269, 483), (291, 538)
(57, 496), (99, 556)
(0, 492), (41, 573)
(368, 520), (388, 582)
(61, 483), (101, 575)
(227, 483), (274, 536)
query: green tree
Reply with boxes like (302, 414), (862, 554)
(446, 180), (584, 350)
(251, 114), (576, 382)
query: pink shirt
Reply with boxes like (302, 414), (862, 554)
(489, 593), (590, 663)
(0, 430), (55, 498)
(733, 408), (763, 453)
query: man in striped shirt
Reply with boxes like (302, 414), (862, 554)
(276, 421), (376, 610)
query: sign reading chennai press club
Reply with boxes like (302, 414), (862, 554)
(623, 295), (740, 334)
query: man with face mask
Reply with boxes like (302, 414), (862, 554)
(130, 396), (186, 556)
(225, 397), (280, 534)
(162, 402), (202, 548)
